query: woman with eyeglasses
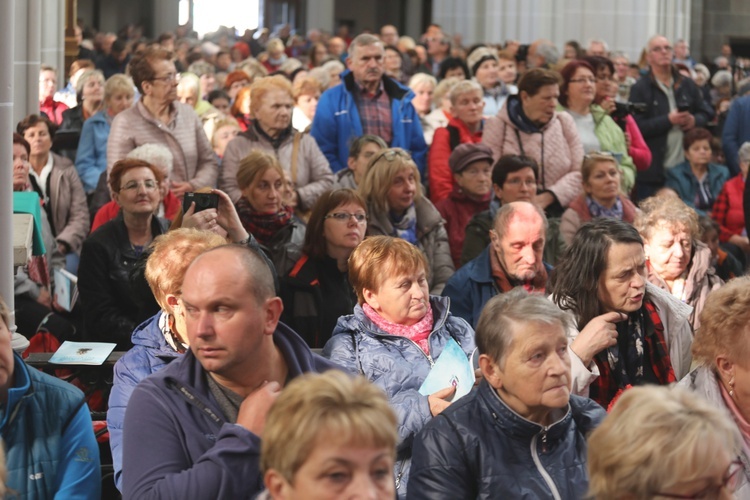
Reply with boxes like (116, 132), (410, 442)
(559, 59), (637, 194)
(560, 152), (638, 248)
(235, 150), (306, 277)
(588, 385), (742, 499)
(280, 189), (367, 348)
(678, 276), (750, 498)
(78, 158), (169, 349)
(359, 148), (454, 294)
(107, 46), (218, 199)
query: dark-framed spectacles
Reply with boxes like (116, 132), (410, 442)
(151, 73), (177, 83)
(324, 212), (368, 223)
(654, 459), (743, 499)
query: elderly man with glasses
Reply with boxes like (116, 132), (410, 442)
(629, 34), (714, 200)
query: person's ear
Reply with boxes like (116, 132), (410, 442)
(479, 354), (503, 389)
(362, 287), (380, 311)
(489, 229), (503, 254)
(715, 355), (735, 388)
(166, 294), (179, 310)
(264, 469), (292, 500)
(263, 297), (284, 336)
(347, 155), (357, 172)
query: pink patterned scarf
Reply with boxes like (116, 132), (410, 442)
(362, 302), (434, 354)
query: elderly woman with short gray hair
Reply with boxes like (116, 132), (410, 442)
(409, 288), (606, 499)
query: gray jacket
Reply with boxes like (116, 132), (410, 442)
(367, 197), (455, 295)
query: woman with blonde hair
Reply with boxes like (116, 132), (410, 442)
(359, 148), (454, 294)
(559, 152), (638, 247)
(323, 236), (475, 498)
(422, 77), (461, 145)
(75, 73), (134, 193)
(221, 75), (333, 211)
(588, 385), (742, 499)
(261, 371), (398, 500)
(635, 195), (723, 329)
(291, 77), (322, 133)
(235, 150), (306, 275)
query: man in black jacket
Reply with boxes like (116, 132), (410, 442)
(630, 34), (714, 200)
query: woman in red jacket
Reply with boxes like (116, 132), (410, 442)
(429, 80), (485, 203)
(712, 141), (750, 254)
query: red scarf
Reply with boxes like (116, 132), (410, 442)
(235, 198), (293, 246)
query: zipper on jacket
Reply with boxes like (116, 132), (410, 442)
(530, 430), (562, 500)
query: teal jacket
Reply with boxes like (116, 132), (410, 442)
(2, 353), (100, 499)
(665, 161), (730, 216)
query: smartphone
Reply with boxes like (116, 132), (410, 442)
(182, 192), (219, 214)
(677, 103), (691, 112)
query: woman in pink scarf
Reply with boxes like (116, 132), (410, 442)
(322, 236), (476, 499)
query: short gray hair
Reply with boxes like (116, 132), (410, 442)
(537, 42), (560, 66)
(127, 143), (174, 177)
(348, 34), (383, 60)
(321, 59), (345, 73)
(739, 142), (750, 164)
(711, 70), (732, 88)
(476, 288), (573, 367)
(188, 60), (215, 77)
(449, 79), (483, 105)
(75, 69), (105, 95)
(587, 38), (609, 53)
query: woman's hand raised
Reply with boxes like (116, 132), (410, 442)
(570, 311), (628, 366)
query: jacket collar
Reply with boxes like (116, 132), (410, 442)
(1, 353), (33, 430)
(467, 246), (495, 284)
(342, 70), (411, 101)
(477, 380), (572, 440)
(130, 312), (182, 359)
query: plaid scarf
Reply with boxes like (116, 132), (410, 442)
(235, 198), (293, 247)
(589, 299), (676, 408)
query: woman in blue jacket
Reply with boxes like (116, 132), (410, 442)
(323, 236), (476, 499)
(666, 127), (730, 216)
(75, 74), (134, 193)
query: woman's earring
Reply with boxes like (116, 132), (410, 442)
(729, 378), (735, 398)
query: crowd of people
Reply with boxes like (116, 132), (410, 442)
(5, 16), (750, 499)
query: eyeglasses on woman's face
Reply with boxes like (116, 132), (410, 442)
(324, 212), (368, 223)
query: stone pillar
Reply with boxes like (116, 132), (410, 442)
(14, 0), (38, 123)
(308, 0), (334, 34)
(1, 0), (17, 332)
(153, 0), (180, 38)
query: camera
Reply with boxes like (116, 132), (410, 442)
(182, 192), (219, 214)
(611, 101), (648, 130)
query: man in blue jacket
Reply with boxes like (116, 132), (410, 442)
(722, 92), (750, 176)
(121, 244), (338, 499)
(0, 297), (100, 499)
(310, 33), (427, 177)
(443, 201), (550, 327)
